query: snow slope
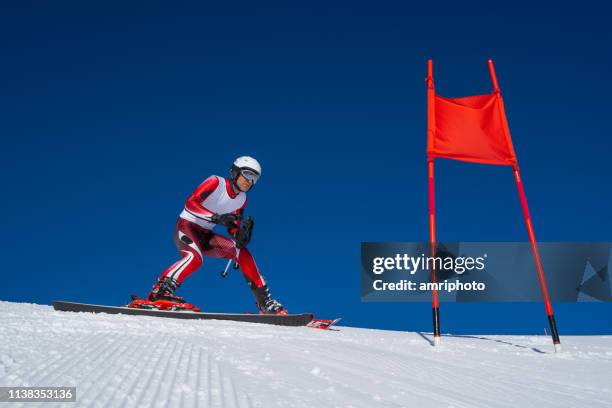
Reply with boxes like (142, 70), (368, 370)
(1, 301), (611, 408)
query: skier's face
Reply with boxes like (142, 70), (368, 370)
(236, 175), (253, 192)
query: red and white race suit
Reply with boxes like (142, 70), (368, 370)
(159, 175), (265, 288)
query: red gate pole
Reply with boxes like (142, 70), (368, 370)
(428, 159), (441, 345)
(487, 59), (561, 352)
(426, 60), (441, 345)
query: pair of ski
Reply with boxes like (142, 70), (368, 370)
(53, 301), (341, 330)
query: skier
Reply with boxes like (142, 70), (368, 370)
(133, 156), (287, 315)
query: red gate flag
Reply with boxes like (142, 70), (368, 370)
(424, 59), (561, 351)
(427, 65), (518, 166)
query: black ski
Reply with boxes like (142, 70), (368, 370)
(53, 301), (314, 327)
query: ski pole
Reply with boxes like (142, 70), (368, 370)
(221, 248), (240, 278)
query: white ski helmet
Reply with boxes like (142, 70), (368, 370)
(230, 156), (261, 190)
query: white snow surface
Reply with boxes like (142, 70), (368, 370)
(1, 301), (611, 408)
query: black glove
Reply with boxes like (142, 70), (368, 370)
(210, 213), (241, 227)
(234, 217), (254, 249)
(234, 227), (252, 249)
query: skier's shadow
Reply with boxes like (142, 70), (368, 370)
(416, 332), (547, 354)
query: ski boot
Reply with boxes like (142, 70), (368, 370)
(252, 285), (288, 315)
(128, 277), (200, 312)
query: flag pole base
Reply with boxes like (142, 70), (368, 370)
(432, 306), (441, 346)
(547, 314), (561, 352)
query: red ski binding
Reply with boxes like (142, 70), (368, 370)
(259, 309), (289, 316)
(128, 295), (201, 312)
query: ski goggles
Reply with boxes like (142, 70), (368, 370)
(240, 168), (260, 183)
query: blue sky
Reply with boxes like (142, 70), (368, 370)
(1, 2), (611, 334)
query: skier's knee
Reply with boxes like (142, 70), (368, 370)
(237, 248), (253, 262)
(180, 234), (193, 245)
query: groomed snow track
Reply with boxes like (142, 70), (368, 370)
(1, 301), (611, 407)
